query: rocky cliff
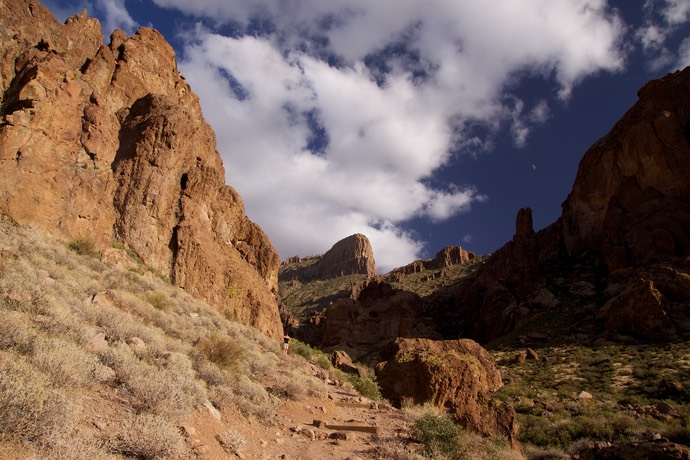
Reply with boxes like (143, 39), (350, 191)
(387, 245), (477, 276)
(0, 0), (283, 338)
(320, 278), (440, 358)
(280, 233), (377, 281)
(431, 68), (690, 343)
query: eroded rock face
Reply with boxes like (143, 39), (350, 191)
(0, 1), (282, 338)
(430, 68), (690, 343)
(561, 70), (690, 268)
(316, 233), (377, 278)
(387, 245), (477, 276)
(376, 338), (519, 446)
(321, 278), (440, 357)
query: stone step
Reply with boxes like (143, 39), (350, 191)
(312, 420), (380, 435)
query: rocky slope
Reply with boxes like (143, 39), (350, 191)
(0, 0), (282, 338)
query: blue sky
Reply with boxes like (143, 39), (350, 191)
(46, 0), (690, 272)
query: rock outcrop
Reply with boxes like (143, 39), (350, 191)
(375, 338), (519, 446)
(0, 1), (282, 338)
(321, 278), (440, 358)
(387, 245), (477, 276)
(281, 233), (377, 281)
(429, 68), (690, 343)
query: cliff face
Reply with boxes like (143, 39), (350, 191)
(432, 68), (690, 343)
(315, 233), (377, 279)
(560, 70), (690, 269)
(280, 233), (377, 282)
(387, 245), (477, 276)
(0, 1), (282, 338)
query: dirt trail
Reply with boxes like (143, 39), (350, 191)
(187, 363), (415, 460)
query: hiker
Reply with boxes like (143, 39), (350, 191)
(282, 333), (291, 354)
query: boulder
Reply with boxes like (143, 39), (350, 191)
(580, 440), (690, 460)
(375, 338), (519, 446)
(330, 350), (362, 376)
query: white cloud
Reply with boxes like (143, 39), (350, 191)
(170, 1), (627, 272)
(96, 0), (137, 34)
(638, 0), (690, 70)
(679, 37), (690, 66)
(661, 0), (690, 25)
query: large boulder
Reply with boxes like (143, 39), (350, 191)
(0, 0), (282, 338)
(375, 338), (519, 446)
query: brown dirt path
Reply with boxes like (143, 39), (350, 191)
(187, 362), (415, 460)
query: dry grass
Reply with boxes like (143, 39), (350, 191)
(108, 412), (186, 459)
(0, 218), (336, 458)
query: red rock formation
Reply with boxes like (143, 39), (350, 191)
(561, 69), (690, 269)
(430, 68), (690, 343)
(0, 1), (282, 338)
(321, 278), (440, 357)
(281, 234), (377, 281)
(376, 338), (519, 446)
(316, 233), (377, 278)
(388, 245), (477, 276)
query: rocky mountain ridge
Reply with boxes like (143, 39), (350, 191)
(429, 68), (690, 344)
(0, 0), (283, 338)
(281, 233), (377, 282)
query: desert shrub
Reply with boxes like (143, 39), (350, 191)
(108, 412), (186, 459)
(315, 353), (332, 370)
(145, 291), (167, 310)
(412, 413), (460, 457)
(523, 444), (570, 459)
(246, 347), (280, 378)
(290, 339), (314, 360)
(454, 429), (524, 460)
(0, 310), (36, 354)
(197, 332), (246, 374)
(348, 373), (383, 401)
(31, 336), (105, 388)
(577, 414), (614, 440)
(217, 428), (246, 456)
(67, 239), (100, 258)
(0, 352), (74, 442)
(100, 343), (205, 418)
(366, 439), (424, 459)
(194, 356), (227, 386)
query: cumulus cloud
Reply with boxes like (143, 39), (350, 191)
(166, 1), (629, 272)
(637, 0), (690, 70)
(96, 0), (137, 34)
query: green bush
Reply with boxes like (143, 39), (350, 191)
(67, 239), (100, 258)
(197, 333), (246, 373)
(412, 413), (460, 456)
(289, 339), (313, 360)
(145, 291), (167, 310)
(348, 374), (383, 401)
